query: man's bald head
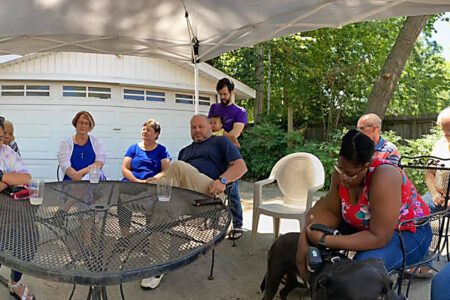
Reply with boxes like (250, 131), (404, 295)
(357, 113), (382, 144)
(358, 113), (382, 130)
(190, 114), (212, 142)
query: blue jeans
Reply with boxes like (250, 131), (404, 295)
(431, 262), (450, 300)
(228, 181), (243, 229)
(422, 191), (445, 213)
(340, 222), (432, 271)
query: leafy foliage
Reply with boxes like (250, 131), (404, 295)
(241, 123), (444, 194)
(240, 121), (343, 189)
(389, 127), (444, 194)
(209, 16), (449, 137)
(239, 122), (287, 179)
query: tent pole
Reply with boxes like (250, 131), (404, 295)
(194, 63), (199, 114)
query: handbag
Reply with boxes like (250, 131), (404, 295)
(2, 185), (30, 200)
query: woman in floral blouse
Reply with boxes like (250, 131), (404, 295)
(296, 129), (431, 281)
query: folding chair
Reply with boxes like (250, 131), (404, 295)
(391, 155), (450, 297)
(57, 164), (65, 181)
(399, 155), (450, 260)
(391, 207), (449, 297)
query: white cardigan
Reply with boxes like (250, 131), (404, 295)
(57, 135), (106, 180)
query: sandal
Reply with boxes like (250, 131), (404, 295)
(405, 266), (434, 279)
(9, 282), (35, 300)
(228, 229), (243, 240)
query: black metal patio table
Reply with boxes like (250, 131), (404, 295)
(0, 181), (231, 299)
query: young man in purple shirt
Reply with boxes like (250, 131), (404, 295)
(208, 79), (247, 136)
(208, 78), (247, 239)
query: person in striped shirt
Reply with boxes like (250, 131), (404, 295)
(357, 113), (400, 165)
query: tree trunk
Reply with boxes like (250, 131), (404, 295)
(287, 103), (293, 149)
(254, 47), (264, 123)
(364, 15), (430, 120)
(287, 104), (293, 133)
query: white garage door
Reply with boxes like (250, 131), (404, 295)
(2, 89), (211, 181)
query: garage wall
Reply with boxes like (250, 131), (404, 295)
(0, 53), (216, 93)
(1, 82), (212, 181)
(0, 53), (256, 181)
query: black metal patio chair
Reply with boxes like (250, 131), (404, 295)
(390, 155), (450, 297)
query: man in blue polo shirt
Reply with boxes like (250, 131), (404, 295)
(166, 114), (247, 200)
(207, 78), (247, 239)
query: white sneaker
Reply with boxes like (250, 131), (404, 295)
(141, 274), (164, 290)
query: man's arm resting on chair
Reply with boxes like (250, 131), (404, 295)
(208, 159), (247, 195)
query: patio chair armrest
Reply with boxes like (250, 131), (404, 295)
(306, 186), (325, 212)
(309, 183), (324, 193)
(253, 178), (276, 207)
(398, 207), (449, 229)
(396, 207), (450, 273)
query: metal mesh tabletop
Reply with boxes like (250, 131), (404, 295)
(0, 181), (231, 286)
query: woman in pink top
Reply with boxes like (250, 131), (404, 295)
(296, 129), (431, 282)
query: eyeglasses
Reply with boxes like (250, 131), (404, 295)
(356, 125), (373, 131)
(334, 164), (366, 181)
(77, 121), (91, 126)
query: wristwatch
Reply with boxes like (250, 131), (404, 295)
(219, 176), (227, 185)
(0, 170), (3, 182)
(318, 233), (328, 250)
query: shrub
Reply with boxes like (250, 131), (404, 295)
(240, 124), (343, 190)
(240, 123), (442, 194)
(390, 127), (443, 195)
(239, 123), (287, 180)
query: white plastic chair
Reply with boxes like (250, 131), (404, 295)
(251, 152), (325, 253)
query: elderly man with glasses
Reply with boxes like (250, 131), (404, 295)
(356, 113), (400, 165)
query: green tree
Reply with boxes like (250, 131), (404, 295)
(209, 15), (449, 136)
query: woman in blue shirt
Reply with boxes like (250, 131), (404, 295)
(121, 119), (171, 182)
(119, 119), (171, 290)
(58, 111), (106, 181)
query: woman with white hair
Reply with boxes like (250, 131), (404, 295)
(424, 106), (450, 212)
(2, 119), (20, 156)
(57, 111), (106, 181)
(409, 107), (450, 278)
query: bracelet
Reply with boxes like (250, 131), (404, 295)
(0, 170), (3, 182)
(318, 233), (328, 250)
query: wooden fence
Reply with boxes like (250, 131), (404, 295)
(304, 114), (438, 141)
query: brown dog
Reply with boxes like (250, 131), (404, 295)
(260, 232), (406, 300)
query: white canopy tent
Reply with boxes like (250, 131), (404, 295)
(0, 0), (449, 112)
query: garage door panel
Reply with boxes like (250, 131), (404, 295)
(103, 158), (123, 180)
(2, 96), (209, 180)
(24, 159), (57, 181)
